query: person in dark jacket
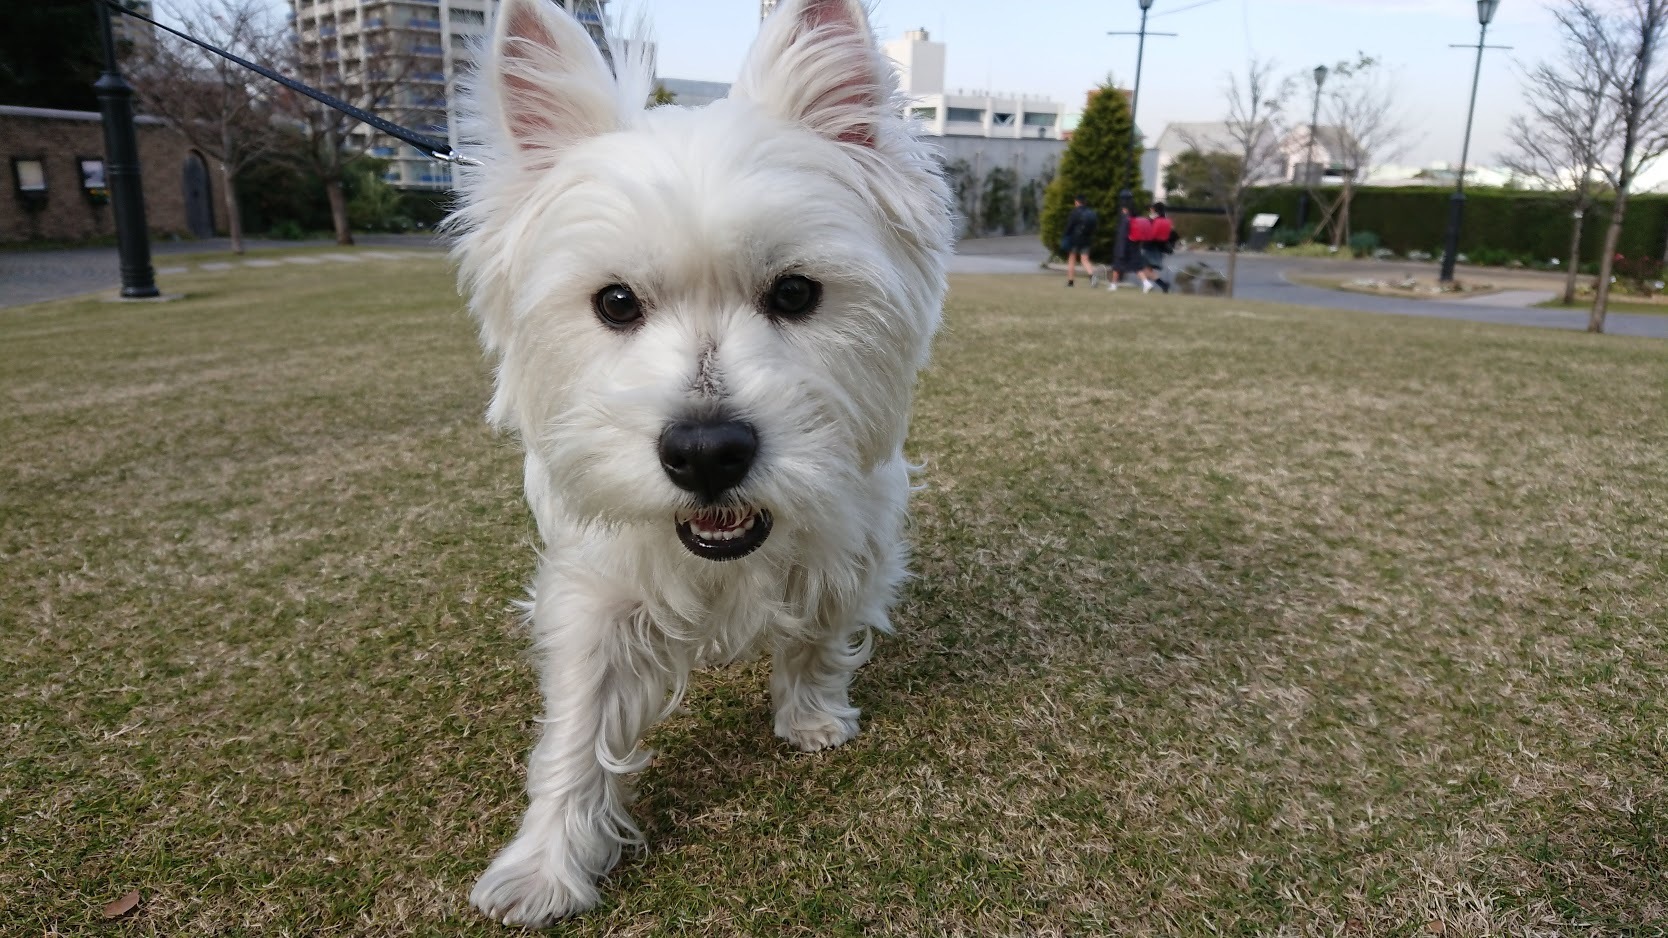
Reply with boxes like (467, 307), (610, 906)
(1061, 195), (1100, 287)
(1108, 205), (1135, 291)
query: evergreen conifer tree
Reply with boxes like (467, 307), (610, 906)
(1040, 82), (1144, 261)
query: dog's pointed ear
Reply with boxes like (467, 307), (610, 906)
(490, 0), (617, 168)
(732, 0), (893, 148)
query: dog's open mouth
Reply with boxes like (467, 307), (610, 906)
(676, 506), (772, 561)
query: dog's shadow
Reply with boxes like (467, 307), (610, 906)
(614, 488), (1292, 888)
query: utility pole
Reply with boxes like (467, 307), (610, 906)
(1295, 65), (1328, 234)
(1107, 0), (1176, 210)
(93, 0), (160, 298)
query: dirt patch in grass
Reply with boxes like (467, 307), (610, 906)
(3, 266), (1665, 935)
(1287, 273), (1505, 300)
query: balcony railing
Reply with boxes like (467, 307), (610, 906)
(412, 44), (444, 55)
(320, 25), (336, 36)
(407, 18), (442, 30)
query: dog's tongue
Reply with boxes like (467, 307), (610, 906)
(692, 508), (750, 532)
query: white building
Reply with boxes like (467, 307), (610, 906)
(1142, 121), (1296, 201)
(290, 0), (608, 191)
(1364, 162), (1551, 190)
(656, 78), (731, 108)
(882, 29), (1065, 140)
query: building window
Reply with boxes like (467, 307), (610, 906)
(448, 8), (486, 24)
(945, 107), (983, 123)
(1022, 112), (1056, 127)
(909, 106), (937, 121)
(992, 112), (1014, 126)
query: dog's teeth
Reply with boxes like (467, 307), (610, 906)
(741, 517), (755, 531)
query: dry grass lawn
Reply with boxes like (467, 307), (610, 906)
(3, 254), (1665, 936)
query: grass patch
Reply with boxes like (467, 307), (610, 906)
(3, 264), (1666, 935)
(1536, 297), (1668, 317)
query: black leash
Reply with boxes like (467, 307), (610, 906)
(100, 0), (480, 167)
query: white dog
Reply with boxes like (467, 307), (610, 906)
(446, 0), (951, 925)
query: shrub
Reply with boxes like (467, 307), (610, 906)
(269, 220), (306, 241)
(1348, 230), (1380, 258)
(1243, 186), (1668, 261)
(1171, 212), (1230, 247)
(1614, 254), (1666, 297)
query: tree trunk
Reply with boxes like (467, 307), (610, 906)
(1562, 190), (1589, 306)
(1332, 180), (1354, 250)
(1590, 190), (1630, 334)
(326, 177), (353, 246)
(221, 161), (245, 255)
(1342, 179), (1353, 249)
(1226, 210), (1240, 297)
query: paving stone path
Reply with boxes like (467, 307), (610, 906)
(0, 234), (442, 309)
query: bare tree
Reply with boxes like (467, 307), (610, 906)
(1501, 8), (1622, 307)
(132, 0), (281, 254)
(1318, 56), (1413, 250)
(277, 20), (428, 244)
(1581, 0), (1668, 333)
(1181, 59), (1286, 298)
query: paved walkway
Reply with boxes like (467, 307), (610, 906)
(959, 236), (1667, 341)
(0, 233), (442, 309)
(6, 233), (1664, 340)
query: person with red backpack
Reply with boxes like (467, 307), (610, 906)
(1125, 207), (1153, 292)
(1139, 202), (1175, 294)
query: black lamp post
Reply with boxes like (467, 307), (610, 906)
(1438, 0), (1503, 284)
(1295, 64), (1328, 234)
(93, 0), (159, 298)
(1110, 0), (1171, 210)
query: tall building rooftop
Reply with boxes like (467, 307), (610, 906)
(289, 0), (609, 190)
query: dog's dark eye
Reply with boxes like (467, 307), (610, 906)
(593, 284), (643, 328)
(765, 275), (821, 318)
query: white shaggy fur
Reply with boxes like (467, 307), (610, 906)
(445, 0), (951, 925)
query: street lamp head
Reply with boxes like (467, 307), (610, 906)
(1477, 0), (1499, 25)
(1314, 65), (1329, 87)
(1139, 0), (1155, 10)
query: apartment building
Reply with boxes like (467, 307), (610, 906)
(290, 0), (607, 190)
(112, 1), (158, 54)
(882, 29), (1065, 141)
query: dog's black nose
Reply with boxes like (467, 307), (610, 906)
(658, 419), (758, 500)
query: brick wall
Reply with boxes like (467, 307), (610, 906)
(1, 106), (217, 243)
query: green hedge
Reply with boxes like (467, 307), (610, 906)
(1238, 187), (1668, 260)
(1169, 211), (1231, 247)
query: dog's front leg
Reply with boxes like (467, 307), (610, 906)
(770, 609), (875, 753)
(471, 566), (668, 926)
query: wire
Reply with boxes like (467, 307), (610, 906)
(1151, 0), (1225, 19)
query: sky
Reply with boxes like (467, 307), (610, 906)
(637, 0), (1570, 174)
(223, 0), (1664, 189)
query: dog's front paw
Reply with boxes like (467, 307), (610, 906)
(774, 709), (860, 752)
(470, 842), (600, 927)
